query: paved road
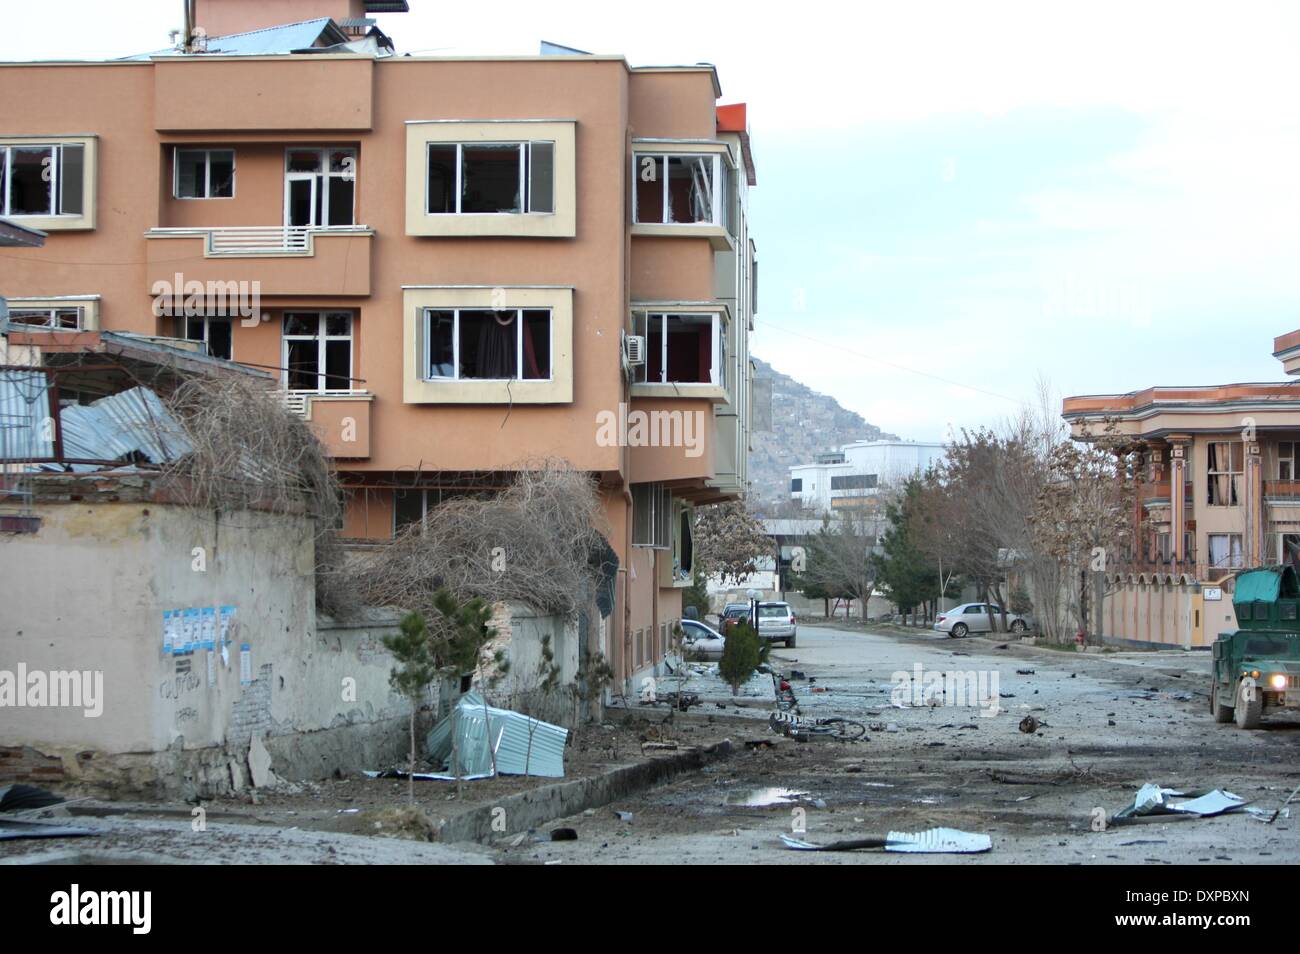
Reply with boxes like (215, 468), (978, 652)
(497, 623), (1300, 865)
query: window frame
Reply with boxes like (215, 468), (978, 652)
(5, 305), (84, 330)
(281, 310), (354, 394)
(283, 147), (356, 228)
(1207, 532), (1244, 568)
(178, 315), (234, 360)
(634, 311), (725, 387)
(173, 147), (236, 200)
(421, 307), (553, 383)
(1206, 440), (1242, 507)
(424, 140), (555, 216)
(0, 142), (85, 218)
(632, 482), (672, 549)
(632, 152), (726, 226)
(1279, 441), (1295, 481)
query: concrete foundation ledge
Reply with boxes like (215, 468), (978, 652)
(433, 739), (734, 843)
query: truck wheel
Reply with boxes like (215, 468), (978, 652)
(1234, 680), (1262, 729)
(1211, 683), (1234, 723)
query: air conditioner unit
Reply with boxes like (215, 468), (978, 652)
(623, 334), (646, 367)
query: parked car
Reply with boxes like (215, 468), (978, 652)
(719, 603), (752, 636)
(680, 619), (726, 660)
(934, 603), (1030, 638)
(756, 601), (798, 648)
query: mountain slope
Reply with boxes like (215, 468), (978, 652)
(748, 357), (899, 509)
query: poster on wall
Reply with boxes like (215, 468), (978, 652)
(162, 609), (178, 655)
(200, 607), (216, 650)
(239, 644), (252, 686)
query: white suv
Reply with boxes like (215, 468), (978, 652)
(757, 602), (798, 648)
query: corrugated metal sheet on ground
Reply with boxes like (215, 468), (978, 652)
(425, 690), (568, 778)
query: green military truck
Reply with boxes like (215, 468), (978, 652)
(1211, 565), (1300, 729)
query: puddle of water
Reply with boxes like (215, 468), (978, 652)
(721, 787), (809, 807)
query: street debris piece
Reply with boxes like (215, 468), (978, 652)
(424, 691), (568, 779)
(0, 819), (97, 842)
(1115, 784), (1249, 820)
(613, 810), (633, 822)
(1258, 780), (1300, 824)
(769, 710), (866, 741)
(0, 784), (63, 812)
(550, 827), (578, 841)
(781, 827), (992, 854)
(1019, 715), (1041, 734)
(724, 787), (809, 808)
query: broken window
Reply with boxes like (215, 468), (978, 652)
(0, 143), (84, 216)
(423, 308), (551, 381)
(1208, 532), (1243, 568)
(1279, 441), (1295, 480)
(831, 474), (878, 491)
(175, 148), (235, 199)
(426, 141), (554, 215)
(282, 311), (353, 392)
(633, 312), (723, 385)
(1207, 441), (1242, 506)
(632, 482), (671, 549)
(633, 152), (725, 225)
(6, 306), (83, 330)
(285, 147), (355, 227)
(177, 315), (233, 360)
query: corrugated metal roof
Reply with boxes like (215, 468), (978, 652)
(57, 387), (191, 464)
(121, 18), (345, 60)
(0, 370), (55, 461)
(426, 691), (568, 778)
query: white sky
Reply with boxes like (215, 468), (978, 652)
(4, 1), (1300, 441)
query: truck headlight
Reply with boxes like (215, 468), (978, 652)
(1270, 673), (1287, 691)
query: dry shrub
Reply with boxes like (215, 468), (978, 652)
(350, 460), (607, 619)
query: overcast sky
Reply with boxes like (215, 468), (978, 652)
(5, 1), (1300, 441)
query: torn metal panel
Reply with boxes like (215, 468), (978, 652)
(424, 691), (568, 779)
(0, 819), (96, 841)
(781, 827), (992, 854)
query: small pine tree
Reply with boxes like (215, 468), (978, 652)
(718, 620), (762, 694)
(383, 612), (439, 803)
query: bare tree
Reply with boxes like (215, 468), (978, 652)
(796, 509), (881, 619)
(693, 500), (774, 585)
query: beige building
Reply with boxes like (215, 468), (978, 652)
(0, 0), (758, 695)
(1062, 329), (1300, 647)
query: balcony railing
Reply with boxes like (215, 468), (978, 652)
(147, 225), (372, 257)
(145, 226), (372, 296)
(1264, 479), (1300, 499)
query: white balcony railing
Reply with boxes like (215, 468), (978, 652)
(145, 225), (372, 257)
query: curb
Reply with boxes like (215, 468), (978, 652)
(434, 738), (734, 843)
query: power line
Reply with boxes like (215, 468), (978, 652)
(752, 315), (1033, 408)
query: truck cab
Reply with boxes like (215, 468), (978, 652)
(1211, 565), (1300, 729)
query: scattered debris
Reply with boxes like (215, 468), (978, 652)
(0, 784), (62, 813)
(781, 827), (991, 854)
(550, 827), (578, 841)
(1019, 715), (1041, 734)
(424, 690), (568, 779)
(1115, 784), (1249, 820)
(1016, 669), (1035, 675)
(613, 810), (634, 822)
(0, 819), (97, 841)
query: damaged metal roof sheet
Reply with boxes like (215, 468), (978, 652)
(56, 387), (191, 466)
(121, 18), (349, 59)
(426, 691), (568, 779)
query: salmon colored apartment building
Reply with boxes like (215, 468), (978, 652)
(0, 0), (757, 693)
(1062, 330), (1300, 648)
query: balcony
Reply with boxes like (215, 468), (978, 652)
(277, 391), (372, 460)
(145, 226), (373, 297)
(1264, 479), (1300, 501)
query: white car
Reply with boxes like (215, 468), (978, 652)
(680, 619), (725, 659)
(934, 603), (1030, 638)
